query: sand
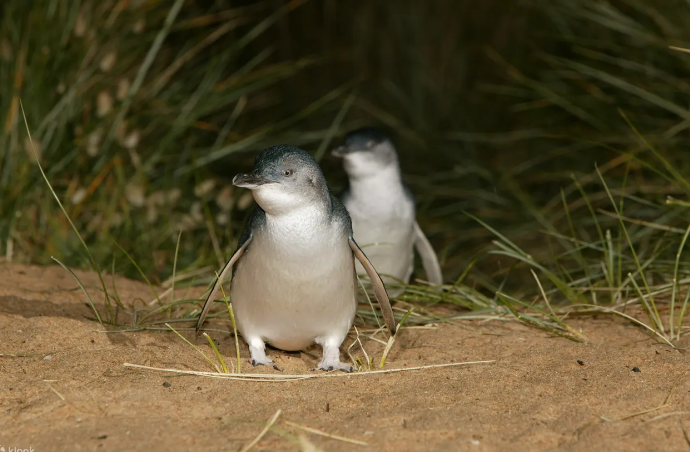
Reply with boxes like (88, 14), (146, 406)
(1, 263), (689, 451)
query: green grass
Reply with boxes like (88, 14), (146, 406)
(477, 0), (690, 344)
(3, 0), (690, 349)
(0, 0), (351, 279)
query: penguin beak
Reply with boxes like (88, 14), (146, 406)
(331, 145), (350, 158)
(232, 171), (274, 189)
(333, 144), (371, 157)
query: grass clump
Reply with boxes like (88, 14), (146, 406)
(4, 0), (690, 346)
(474, 0), (690, 343)
(0, 0), (346, 281)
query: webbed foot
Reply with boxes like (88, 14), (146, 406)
(317, 339), (353, 372)
(318, 360), (354, 373)
(248, 337), (273, 367)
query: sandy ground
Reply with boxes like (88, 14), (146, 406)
(1, 263), (690, 452)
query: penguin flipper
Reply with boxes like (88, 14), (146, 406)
(195, 233), (253, 332)
(348, 236), (397, 335)
(413, 221), (443, 286)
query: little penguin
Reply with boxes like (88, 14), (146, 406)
(196, 145), (396, 372)
(332, 127), (443, 297)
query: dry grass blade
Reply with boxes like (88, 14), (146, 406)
(217, 275), (241, 374)
(379, 308), (414, 368)
(20, 101), (112, 323)
(349, 325), (372, 371)
(668, 46), (690, 54)
(601, 404), (669, 422)
(122, 360), (496, 381)
(50, 257), (103, 324)
(298, 434), (324, 452)
(45, 382), (65, 401)
(648, 411), (690, 422)
(531, 269), (556, 316)
(164, 323), (221, 373)
(576, 305), (674, 348)
(284, 420), (368, 446)
(240, 409), (282, 452)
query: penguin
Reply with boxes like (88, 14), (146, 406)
(196, 145), (395, 372)
(332, 127), (443, 297)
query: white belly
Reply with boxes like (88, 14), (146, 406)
(341, 168), (417, 297)
(350, 217), (415, 283)
(345, 196), (415, 297)
(230, 226), (356, 351)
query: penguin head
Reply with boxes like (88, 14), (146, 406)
(332, 127), (398, 178)
(233, 145), (328, 215)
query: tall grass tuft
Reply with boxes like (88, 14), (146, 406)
(479, 0), (690, 342)
(3, 1), (690, 341)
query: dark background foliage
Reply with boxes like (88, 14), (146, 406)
(1, 0), (688, 305)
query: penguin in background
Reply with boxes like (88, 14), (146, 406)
(332, 127), (443, 297)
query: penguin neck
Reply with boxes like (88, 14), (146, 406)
(263, 197), (334, 245)
(347, 164), (407, 207)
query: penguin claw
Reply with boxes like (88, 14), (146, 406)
(250, 358), (273, 367)
(318, 362), (353, 373)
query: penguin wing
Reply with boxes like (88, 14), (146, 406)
(195, 232), (253, 333)
(349, 236), (397, 335)
(413, 221), (443, 285)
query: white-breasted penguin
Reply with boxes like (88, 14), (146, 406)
(196, 145), (395, 372)
(333, 128), (443, 297)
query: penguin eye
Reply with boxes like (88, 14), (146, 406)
(281, 169), (294, 177)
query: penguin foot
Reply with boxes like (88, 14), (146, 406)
(318, 360), (354, 373)
(316, 339), (351, 372)
(248, 337), (273, 366)
(250, 357), (273, 367)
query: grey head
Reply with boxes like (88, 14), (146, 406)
(233, 145), (329, 216)
(332, 127), (399, 179)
